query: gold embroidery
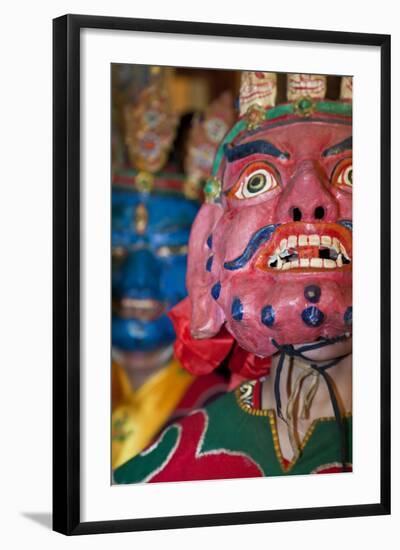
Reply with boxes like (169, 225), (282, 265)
(235, 382), (351, 472)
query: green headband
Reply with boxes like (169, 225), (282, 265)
(210, 99), (352, 181)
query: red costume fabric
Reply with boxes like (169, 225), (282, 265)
(169, 298), (271, 380)
(114, 378), (352, 484)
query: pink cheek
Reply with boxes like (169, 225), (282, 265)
(220, 200), (281, 255)
(213, 272), (352, 357)
(332, 189), (352, 219)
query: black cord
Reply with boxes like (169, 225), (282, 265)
(271, 337), (350, 471)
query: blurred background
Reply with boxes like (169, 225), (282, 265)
(111, 64), (240, 469)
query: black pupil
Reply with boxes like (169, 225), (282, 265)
(248, 173), (266, 193)
(347, 169), (352, 184)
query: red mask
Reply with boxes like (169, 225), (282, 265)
(187, 109), (352, 361)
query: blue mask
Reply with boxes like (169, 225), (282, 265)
(112, 188), (199, 351)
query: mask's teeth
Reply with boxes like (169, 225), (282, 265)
(298, 234), (307, 246)
(321, 235), (331, 247)
(332, 237), (340, 252)
(310, 258), (323, 268)
(329, 248), (338, 260)
(309, 234), (320, 246)
(266, 233), (351, 270)
(268, 255), (278, 268)
(340, 242), (351, 259)
(268, 254), (284, 268)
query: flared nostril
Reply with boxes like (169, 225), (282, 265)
(291, 207), (302, 222)
(314, 206), (325, 220)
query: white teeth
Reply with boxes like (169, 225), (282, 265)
(309, 234), (320, 246)
(298, 234), (308, 246)
(268, 233), (351, 271)
(332, 237), (340, 252)
(321, 235), (331, 247)
(310, 258), (323, 268)
(268, 254), (283, 269)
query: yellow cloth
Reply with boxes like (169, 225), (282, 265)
(112, 358), (194, 469)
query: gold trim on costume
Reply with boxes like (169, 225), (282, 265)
(235, 381), (351, 473)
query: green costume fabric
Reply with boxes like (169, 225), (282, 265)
(114, 378), (352, 484)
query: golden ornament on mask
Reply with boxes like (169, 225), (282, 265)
(135, 171), (154, 193)
(204, 177), (221, 203)
(246, 104), (266, 130)
(134, 203), (148, 235)
(293, 96), (315, 117)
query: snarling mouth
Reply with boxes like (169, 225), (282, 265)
(113, 298), (166, 321)
(256, 222), (352, 273)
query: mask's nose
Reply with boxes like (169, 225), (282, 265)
(114, 248), (161, 300)
(276, 160), (338, 223)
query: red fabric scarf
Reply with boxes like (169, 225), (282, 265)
(168, 298), (271, 380)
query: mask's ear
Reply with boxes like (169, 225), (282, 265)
(187, 203), (226, 339)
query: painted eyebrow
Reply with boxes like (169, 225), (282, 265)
(224, 140), (290, 162)
(322, 136), (352, 157)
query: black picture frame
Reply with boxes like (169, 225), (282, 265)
(53, 14), (391, 535)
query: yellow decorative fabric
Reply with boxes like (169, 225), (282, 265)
(112, 358), (194, 469)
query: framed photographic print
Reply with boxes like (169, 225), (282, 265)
(53, 14), (391, 535)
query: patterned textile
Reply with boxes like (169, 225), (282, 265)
(112, 359), (228, 469)
(114, 379), (352, 483)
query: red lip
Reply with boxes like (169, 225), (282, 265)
(255, 222), (352, 274)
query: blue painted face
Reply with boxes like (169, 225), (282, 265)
(112, 188), (199, 352)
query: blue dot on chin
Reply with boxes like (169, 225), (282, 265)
(231, 297), (243, 321)
(211, 281), (221, 300)
(261, 305), (275, 327)
(206, 234), (213, 249)
(344, 306), (352, 325)
(206, 255), (213, 272)
(304, 285), (321, 303)
(301, 306), (325, 327)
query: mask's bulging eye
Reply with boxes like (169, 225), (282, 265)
(230, 163), (279, 200)
(332, 158), (352, 189)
